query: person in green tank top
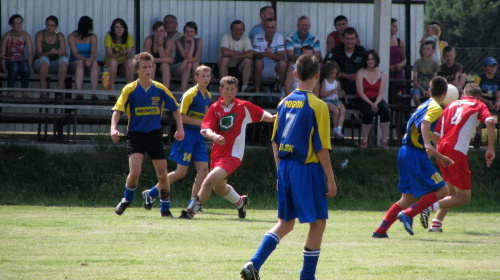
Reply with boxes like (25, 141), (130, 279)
(33, 15), (69, 96)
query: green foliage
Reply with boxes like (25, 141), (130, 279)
(0, 144), (499, 211)
(425, 0), (500, 47)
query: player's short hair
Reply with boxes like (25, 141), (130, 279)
(230, 20), (245, 31)
(343, 27), (358, 37)
(152, 21), (165, 32)
(463, 83), (482, 97)
(296, 54), (320, 82)
(430, 76), (448, 97)
(423, 40), (436, 50)
(362, 49), (380, 68)
(260, 6), (273, 15)
(442, 46), (455, 55)
(301, 45), (314, 53)
(297, 15), (309, 25)
(264, 18), (276, 25)
(133, 52), (153, 70)
(195, 65), (211, 76)
(220, 76), (239, 87)
(334, 15), (348, 25)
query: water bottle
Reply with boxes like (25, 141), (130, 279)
(102, 67), (110, 90)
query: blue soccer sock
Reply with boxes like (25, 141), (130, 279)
(300, 247), (320, 280)
(250, 232), (280, 271)
(124, 185), (136, 202)
(160, 199), (171, 212)
(148, 186), (159, 199)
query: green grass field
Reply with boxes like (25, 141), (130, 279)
(0, 206), (499, 280)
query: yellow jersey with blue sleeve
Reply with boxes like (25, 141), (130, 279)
(402, 98), (443, 149)
(112, 80), (179, 133)
(272, 89), (331, 163)
(179, 86), (211, 130)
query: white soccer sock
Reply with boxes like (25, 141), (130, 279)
(431, 219), (443, 229)
(223, 186), (242, 207)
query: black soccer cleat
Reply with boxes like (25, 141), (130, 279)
(142, 189), (155, 210)
(420, 209), (430, 229)
(240, 262), (260, 280)
(115, 198), (131, 215)
(179, 210), (194, 219)
(238, 195), (248, 219)
(161, 209), (173, 218)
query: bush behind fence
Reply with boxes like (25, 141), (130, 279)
(455, 48), (500, 78)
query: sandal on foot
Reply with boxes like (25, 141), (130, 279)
(380, 139), (388, 149)
(361, 141), (368, 149)
(91, 94), (99, 101)
(75, 94), (84, 100)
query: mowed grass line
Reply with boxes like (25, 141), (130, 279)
(0, 206), (499, 280)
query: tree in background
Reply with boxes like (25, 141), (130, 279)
(425, 0), (500, 48)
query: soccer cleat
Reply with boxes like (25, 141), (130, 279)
(420, 209), (430, 229)
(238, 195), (248, 219)
(397, 211), (414, 235)
(179, 210), (193, 219)
(429, 227), (443, 233)
(240, 262), (260, 280)
(115, 198), (131, 215)
(372, 232), (389, 238)
(142, 189), (155, 210)
(161, 209), (173, 218)
(473, 133), (481, 149)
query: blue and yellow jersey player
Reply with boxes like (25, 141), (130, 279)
(373, 76), (454, 238)
(241, 54), (337, 280)
(111, 52), (185, 217)
(142, 65), (212, 214)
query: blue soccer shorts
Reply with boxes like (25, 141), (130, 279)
(277, 159), (328, 223)
(397, 145), (446, 197)
(169, 128), (208, 166)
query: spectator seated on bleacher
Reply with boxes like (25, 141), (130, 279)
(439, 46), (466, 95)
(285, 15), (322, 64)
(103, 18), (134, 94)
(324, 27), (366, 100)
(33, 15), (69, 96)
(143, 21), (174, 89)
(326, 15), (361, 56)
(252, 18), (286, 93)
(217, 20), (253, 92)
(164, 14), (183, 59)
(68, 16), (99, 100)
(355, 50), (390, 149)
(411, 41), (439, 107)
(0, 14), (33, 98)
(472, 57), (500, 149)
(172, 21), (203, 92)
(248, 6), (275, 42)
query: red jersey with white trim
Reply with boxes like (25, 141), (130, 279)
(201, 97), (265, 161)
(434, 96), (493, 155)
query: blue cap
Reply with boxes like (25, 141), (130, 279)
(483, 57), (498, 66)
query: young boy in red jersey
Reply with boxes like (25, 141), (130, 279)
(179, 76), (275, 219)
(420, 83), (495, 232)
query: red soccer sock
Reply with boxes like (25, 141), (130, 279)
(375, 203), (403, 235)
(404, 192), (438, 218)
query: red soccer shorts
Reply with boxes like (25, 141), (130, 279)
(437, 144), (471, 190)
(210, 156), (242, 179)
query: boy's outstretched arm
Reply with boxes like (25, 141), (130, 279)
(262, 111), (276, 122)
(421, 120), (454, 167)
(172, 109), (185, 141)
(485, 118), (496, 167)
(272, 142), (280, 171)
(317, 149), (337, 198)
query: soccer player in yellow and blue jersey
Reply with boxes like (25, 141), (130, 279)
(111, 52), (184, 217)
(241, 54), (337, 280)
(142, 65), (212, 215)
(373, 76), (454, 238)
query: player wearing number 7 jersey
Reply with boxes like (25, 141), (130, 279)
(373, 76), (454, 238)
(420, 83), (495, 232)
